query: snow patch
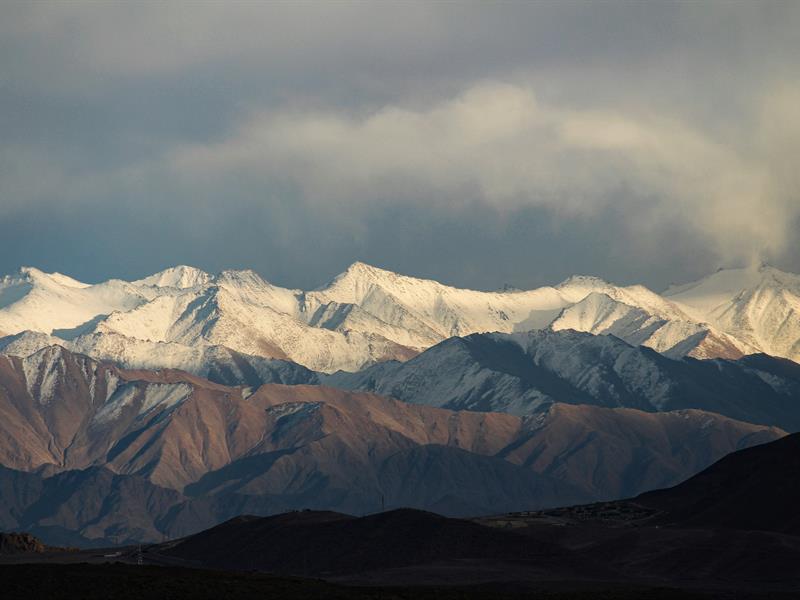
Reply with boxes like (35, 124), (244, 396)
(140, 383), (192, 414)
(94, 382), (192, 424)
(104, 371), (122, 403)
(94, 384), (139, 423)
(21, 346), (65, 405)
(267, 401), (322, 420)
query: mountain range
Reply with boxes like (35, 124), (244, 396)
(0, 344), (783, 545)
(1, 261), (799, 546)
(2, 262), (799, 374)
(326, 330), (800, 427)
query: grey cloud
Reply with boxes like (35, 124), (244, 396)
(0, 1), (798, 289)
(168, 82), (799, 265)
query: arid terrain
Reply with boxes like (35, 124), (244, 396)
(3, 434), (799, 598)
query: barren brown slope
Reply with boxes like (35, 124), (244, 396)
(126, 382), (783, 498)
(0, 345), (787, 534)
(0, 346), (235, 474)
(0, 348), (159, 471)
(102, 382), (556, 495)
(503, 402), (783, 500)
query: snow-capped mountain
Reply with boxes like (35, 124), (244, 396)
(0, 265), (417, 373)
(0, 262), (798, 373)
(325, 330), (800, 430)
(0, 267), (152, 336)
(665, 264), (800, 361)
(0, 330), (319, 388)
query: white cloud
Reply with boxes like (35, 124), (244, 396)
(170, 82), (797, 263)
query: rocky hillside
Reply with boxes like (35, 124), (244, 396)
(0, 345), (783, 545)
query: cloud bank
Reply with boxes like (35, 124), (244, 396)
(0, 1), (798, 289)
(171, 82), (798, 263)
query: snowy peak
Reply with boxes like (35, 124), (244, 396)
(664, 264), (800, 360)
(319, 261), (440, 304)
(213, 268), (271, 288)
(665, 263), (800, 312)
(554, 275), (615, 300)
(328, 261), (545, 302)
(315, 262), (569, 340)
(1, 267), (90, 297)
(665, 265), (764, 313)
(212, 269), (301, 317)
(337, 260), (398, 281)
(338, 260), (387, 280)
(135, 266), (211, 289)
(551, 291), (647, 335)
(17, 266), (90, 289)
(0, 267), (149, 337)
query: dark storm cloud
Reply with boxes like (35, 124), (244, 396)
(0, 1), (798, 290)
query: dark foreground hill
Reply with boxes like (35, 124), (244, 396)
(156, 510), (800, 591)
(160, 508), (584, 577)
(637, 431), (800, 534)
(147, 433), (800, 593)
(2, 563), (765, 600)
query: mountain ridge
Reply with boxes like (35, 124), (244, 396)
(2, 261), (799, 373)
(326, 329), (800, 430)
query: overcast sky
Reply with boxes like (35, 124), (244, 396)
(1, 1), (798, 291)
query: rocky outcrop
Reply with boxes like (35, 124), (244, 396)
(0, 532), (47, 554)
